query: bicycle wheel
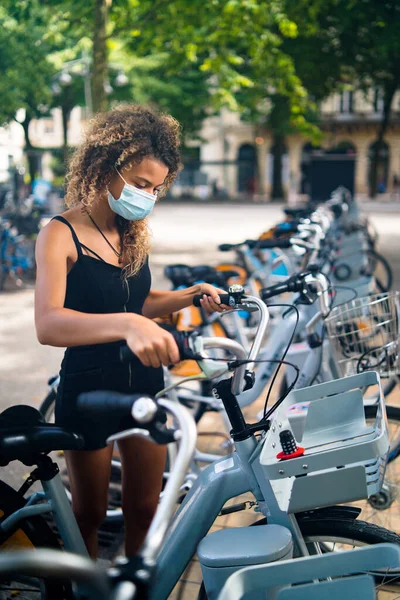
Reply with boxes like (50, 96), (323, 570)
(0, 480), (70, 599)
(366, 249), (393, 293)
(353, 405), (400, 533)
(197, 516), (400, 599)
(39, 387), (57, 422)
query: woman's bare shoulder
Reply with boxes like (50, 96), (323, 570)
(36, 210), (78, 257)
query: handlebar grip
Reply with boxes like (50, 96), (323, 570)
(246, 238), (292, 250)
(120, 329), (203, 364)
(260, 281), (294, 300)
(218, 243), (239, 252)
(76, 391), (144, 418)
(76, 392), (171, 443)
(193, 293), (232, 307)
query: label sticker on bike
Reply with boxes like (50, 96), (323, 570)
(214, 457), (234, 473)
(287, 402), (310, 414)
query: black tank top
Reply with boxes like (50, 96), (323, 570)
(52, 216), (164, 448)
(52, 214), (162, 380)
(52, 215), (150, 315)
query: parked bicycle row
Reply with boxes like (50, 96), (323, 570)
(0, 186), (400, 599)
(0, 195), (44, 291)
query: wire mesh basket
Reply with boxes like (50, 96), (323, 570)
(325, 291), (400, 377)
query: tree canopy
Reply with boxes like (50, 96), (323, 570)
(1, 0), (396, 195)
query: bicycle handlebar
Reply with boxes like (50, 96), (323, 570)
(77, 393), (198, 575)
(75, 391), (176, 445)
(260, 271), (330, 315)
(120, 329), (202, 364)
(76, 390), (155, 419)
(0, 550), (113, 599)
(245, 238), (292, 250)
(219, 238), (292, 252)
(260, 276), (302, 300)
(193, 293), (233, 307)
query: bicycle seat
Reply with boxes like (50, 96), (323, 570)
(164, 264), (193, 287)
(283, 207), (310, 218)
(191, 265), (218, 281)
(0, 405), (84, 466)
(217, 269), (242, 283)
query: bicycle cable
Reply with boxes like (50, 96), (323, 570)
(194, 302), (300, 421)
(197, 355), (300, 423)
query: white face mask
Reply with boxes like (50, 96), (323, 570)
(108, 170), (157, 221)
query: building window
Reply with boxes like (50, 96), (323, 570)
(373, 89), (384, 113)
(339, 91), (354, 114)
(43, 119), (54, 134)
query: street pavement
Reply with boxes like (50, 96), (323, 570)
(0, 201), (399, 485)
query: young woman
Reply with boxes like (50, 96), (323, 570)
(35, 105), (226, 558)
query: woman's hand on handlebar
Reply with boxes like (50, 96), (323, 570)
(196, 283), (230, 313)
(125, 315), (180, 368)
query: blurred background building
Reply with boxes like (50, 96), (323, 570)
(2, 87), (399, 205)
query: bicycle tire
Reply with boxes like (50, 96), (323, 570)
(0, 479), (71, 599)
(382, 375), (399, 398)
(197, 516), (400, 598)
(39, 387), (57, 422)
(364, 404), (400, 465)
(366, 249), (393, 293)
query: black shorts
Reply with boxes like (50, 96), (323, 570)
(55, 343), (164, 450)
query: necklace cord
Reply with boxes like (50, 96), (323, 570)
(87, 213), (122, 259)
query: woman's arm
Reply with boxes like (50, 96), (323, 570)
(34, 221), (179, 368)
(142, 285), (226, 320)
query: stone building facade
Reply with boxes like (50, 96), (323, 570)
(189, 89), (400, 201)
(2, 90), (399, 202)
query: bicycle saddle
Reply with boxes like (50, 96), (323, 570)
(191, 265), (218, 281)
(192, 265), (241, 287)
(164, 264), (193, 287)
(283, 207), (311, 218)
(0, 405), (84, 466)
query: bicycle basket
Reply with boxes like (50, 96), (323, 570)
(258, 372), (389, 513)
(324, 291), (400, 377)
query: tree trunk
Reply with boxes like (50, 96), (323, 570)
(271, 133), (285, 201)
(92, 0), (109, 114)
(21, 114), (37, 190)
(370, 81), (397, 197)
(61, 104), (72, 169)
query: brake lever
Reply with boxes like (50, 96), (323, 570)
(107, 424), (178, 446)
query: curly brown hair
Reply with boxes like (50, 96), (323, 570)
(65, 104), (182, 277)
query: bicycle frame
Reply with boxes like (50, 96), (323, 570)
(153, 434), (309, 600)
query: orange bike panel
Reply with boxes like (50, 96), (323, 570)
(215, 264), (247, 286)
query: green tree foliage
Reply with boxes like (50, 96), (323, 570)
(317, 0), (400, 195)
(4, 0), (395, 199)
(110, 0), (319, 198)
(0, 3), (55, 182)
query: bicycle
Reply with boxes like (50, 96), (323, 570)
(38, 196), (400, 525)
(2, 289), (399, 599)
(0, 390), (399, 600)
(0, 216), (36, 291)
